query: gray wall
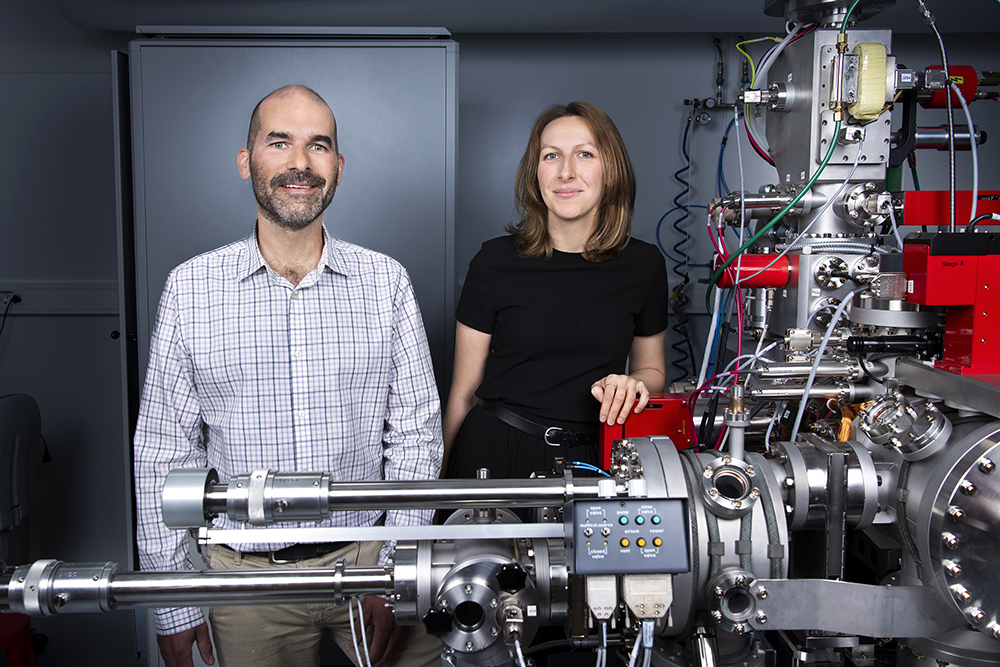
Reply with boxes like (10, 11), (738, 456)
(0, 3), (998, 665)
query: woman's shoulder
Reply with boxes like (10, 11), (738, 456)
(622, 237), (666, 265)
(479, 235), (517, 252)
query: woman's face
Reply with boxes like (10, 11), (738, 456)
(537, 116), (605, 230)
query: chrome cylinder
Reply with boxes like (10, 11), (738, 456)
(4, 560), (391, 615)
(167, 470), (610, 530)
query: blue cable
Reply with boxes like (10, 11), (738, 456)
(718, 118), (736, 198)
(570, 461), (612, 477)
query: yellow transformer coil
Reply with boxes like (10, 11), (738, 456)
(849, 42), (889, 122)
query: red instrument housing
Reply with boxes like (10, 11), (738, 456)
(600, 393), (695, 467)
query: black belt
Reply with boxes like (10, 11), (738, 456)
(478, 400), (598, 448)
(237, 541), (353, 564)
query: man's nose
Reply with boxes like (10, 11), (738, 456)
(286, 145), (311, 171)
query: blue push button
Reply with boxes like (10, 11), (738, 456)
(619, 516), (629, 525)
(651, 515), (661, 525)
(635, 515), (645, 525)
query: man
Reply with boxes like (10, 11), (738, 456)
(134, 85), (443, 667)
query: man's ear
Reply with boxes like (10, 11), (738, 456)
(238, 147), (251, 181)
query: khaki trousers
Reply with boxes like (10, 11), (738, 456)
(205, 541), (442, 667)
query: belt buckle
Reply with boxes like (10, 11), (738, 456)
(544, 426), (564, 446)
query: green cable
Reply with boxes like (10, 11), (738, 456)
(910, 163), (921, 191)
(841, 0), (862, 33)
(705, 0), (861, 305)
(707, 119), (842, 306)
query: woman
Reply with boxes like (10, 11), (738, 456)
(444, 101), (669, 480)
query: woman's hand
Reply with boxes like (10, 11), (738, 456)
(591, 374), (650, 425)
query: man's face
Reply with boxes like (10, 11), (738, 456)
(239, 93), (344, 231)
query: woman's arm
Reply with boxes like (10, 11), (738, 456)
(442, 322), (493, 468)
(591, 330), (667, 425)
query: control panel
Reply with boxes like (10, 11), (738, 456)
(565, 498), (689, 575)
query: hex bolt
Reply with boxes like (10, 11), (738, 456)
(54, 593), (69, 608)
(942, 533), (960, 550)
(990, 624), (1000, 640)
(490, 598), (498, 608)
(735, 623), (747, 635)
(757, 587), (768, 599)
(714, 586), (725, 599)
(465, 641), (474, 651)
(948, 506), (966, 522)
(970, 608), (987, 623)
(464, 584), (474, 594)
(756, 612), (767, 624)
(951, 586), (972, 603)
(945, 560), (963, 577)
(491, 628), (499, 637)
(979, 459), (996, 474)
(960, 480), (977, 496)
(784, 478), (795, 488)
(712, 611), (723, 621)
(736, 575), (747, 587)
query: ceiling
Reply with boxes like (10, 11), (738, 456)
(45, 0), (1000, 34)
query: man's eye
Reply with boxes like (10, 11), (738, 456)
(271, 142), (287, 149)
(310, 144), (328, 152)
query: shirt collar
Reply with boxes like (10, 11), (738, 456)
(237, 223), (352, 281)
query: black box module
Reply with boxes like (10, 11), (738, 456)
(565, 498), (689, 575)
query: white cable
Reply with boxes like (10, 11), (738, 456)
(743, 23), (805, 157)
(722, 342), (781, 376)
(789, 286), (867, 443)
(348, 597), (366, 667)
(698, 286), (724, 387)
(737, 135), (866, 285)
(513, 635), (528, 667)
(735, 106), (747, 285)
(950, 81), (978, 224)
(756, 23), (803, 86)
(627, 632), (642, 667)
(887, 205), (905, 250)
(357, 597), (372, 667)
(764, 400), (786, 454)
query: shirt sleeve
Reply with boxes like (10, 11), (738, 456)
(379, 265), (443, 565)
(635, 248), (671, 337)
(133, 272), (208, 635)
(455, 242), (496, 334)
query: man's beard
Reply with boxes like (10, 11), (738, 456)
(250, 162), (337, 231)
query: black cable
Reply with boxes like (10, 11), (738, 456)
(966, 213), (999, 232)
(0, 295), (20, 339)
(917, 0), (956, 230)
(40, 434), (52, 464)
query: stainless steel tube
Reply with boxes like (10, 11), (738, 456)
(4, 561), (392, 615)
(750, 383), (875, 402)
(756, 360), (888, 381)
(109, 568), (390, 606)
(206, 477), (609, 519)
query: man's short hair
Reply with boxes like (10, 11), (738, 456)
(246, 85), (337, 154)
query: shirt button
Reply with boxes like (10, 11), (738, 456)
(296, 410), (306, 418)
(293, 350), (303, 359)
(291, 292), (300, 300)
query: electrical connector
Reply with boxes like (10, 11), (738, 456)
(0, 293), (21, 307)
